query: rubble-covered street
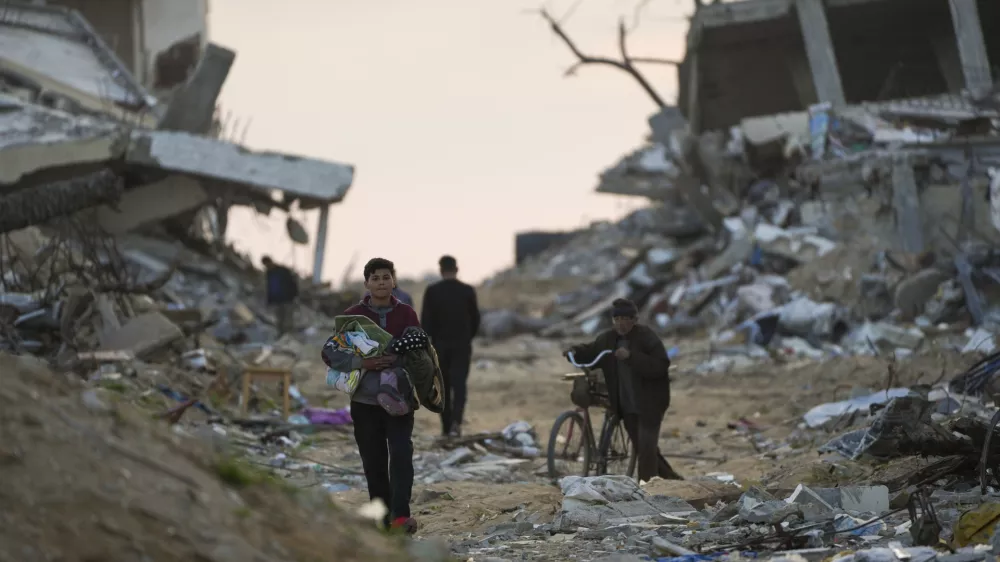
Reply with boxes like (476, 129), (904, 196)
(6, 0), (1000, 561)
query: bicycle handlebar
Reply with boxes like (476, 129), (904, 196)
(565, 349), (613, 369)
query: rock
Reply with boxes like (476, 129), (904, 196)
(839, 485), (889, 515)
(741, 500), (801, 524)
(787, 484), (836, 521)
(100, 312), (183, 358)
(560, 475), (645, 511)
(414, 489), (454, 504)
(895, 268), (948, 320)
(407, 538), (452, 562)
(440, 447), (474, 467)
(80, 389), (110, 413)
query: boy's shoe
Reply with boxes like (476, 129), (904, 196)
(390, 516), (418, 534)
(448, 424), (462, 438)
(376, 370), (411, 417)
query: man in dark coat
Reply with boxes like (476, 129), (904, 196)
(420, 255), (481, 437)
(261, 256), (299, 336)
(565, 298), (683, 482)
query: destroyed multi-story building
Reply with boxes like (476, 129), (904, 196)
(679, 0), (997, 131)
(593, 0), (1000, 258)
(0, 0), (353, 284)
(503, 0), (1000, 341)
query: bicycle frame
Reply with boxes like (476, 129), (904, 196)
(554, 365), (635, 478)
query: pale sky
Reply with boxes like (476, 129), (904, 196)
(209, 0), (691, 284)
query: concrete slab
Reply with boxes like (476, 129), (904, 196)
(0, 96), (126, 186)
(0, 4), (156, 114)
(127, 130), (355, 204)
(92, 175), (208, 234)
(100, 312), (183, 358)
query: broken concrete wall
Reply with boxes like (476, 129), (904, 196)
(87, 175), (208, 235)
(141, 0), (209, 91)
(827, 0), (956, 100)
(40, 0), (209, 93)
(690, 13), (808, 131)
(0, 96), (127, 187)
(684, 0), (991, 132)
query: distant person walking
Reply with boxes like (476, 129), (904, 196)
(421, 255), (481, 437)
(261, 256), (299, 336)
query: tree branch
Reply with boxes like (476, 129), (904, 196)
(540, 8), (667, 108)
(632, 57), (681, 66)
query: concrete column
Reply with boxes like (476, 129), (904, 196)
(312, 204), (330, 284)
(795, 0), (846, 106)
(158, 43), (236, 134)
(947, 0), (993, 94)
(891, 155), (924, 254)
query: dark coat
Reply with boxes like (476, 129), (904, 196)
(570, 324), (671, 425)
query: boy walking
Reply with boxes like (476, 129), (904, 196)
(321, 258), (421, 533)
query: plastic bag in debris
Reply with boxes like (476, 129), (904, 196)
(559, 475), (645, 511)
(778, 298), (849, 341)
(803, 388), (911, 428)
(501, 420), (534, 441)
(819, 396), (971, 460)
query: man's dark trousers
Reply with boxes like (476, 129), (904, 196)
(437, 344), (472, 435)
(350, 402), (414, 522)
(622, 413), (682, 481)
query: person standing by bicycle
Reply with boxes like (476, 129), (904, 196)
(563, 298), (683, 482)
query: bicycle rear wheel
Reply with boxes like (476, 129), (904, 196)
(547, 410), (591, 480)
(596, 414), (636, 478)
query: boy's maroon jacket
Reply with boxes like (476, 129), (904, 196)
(344, 295), (420, 338)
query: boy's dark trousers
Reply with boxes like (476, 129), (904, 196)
(350, 402), (414, 522)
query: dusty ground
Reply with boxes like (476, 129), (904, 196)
(317, 334), (973, 540)
(2, 322), (977, 561)
(0, 353), (424, 562)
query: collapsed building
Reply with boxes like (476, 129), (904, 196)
(0, 1), (357, 356)
(0, 1), (353, 279)
(493, 0), (1000, 361)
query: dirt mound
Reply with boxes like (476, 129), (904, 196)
(0, 353), (416, 562)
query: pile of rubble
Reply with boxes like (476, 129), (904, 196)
(0, 2), (368, 414)
(485, 94), (1000, 372)
(438, 351), (1000, 562)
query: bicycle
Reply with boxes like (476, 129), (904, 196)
(546, 350), (637, 481)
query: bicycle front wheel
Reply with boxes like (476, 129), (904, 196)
(596, 414), (636, 478)
(547, 410), (592, 480)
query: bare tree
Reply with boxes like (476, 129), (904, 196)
(539, 7), (679, 108)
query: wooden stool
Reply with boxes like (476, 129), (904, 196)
(241, 367), (292, 420)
